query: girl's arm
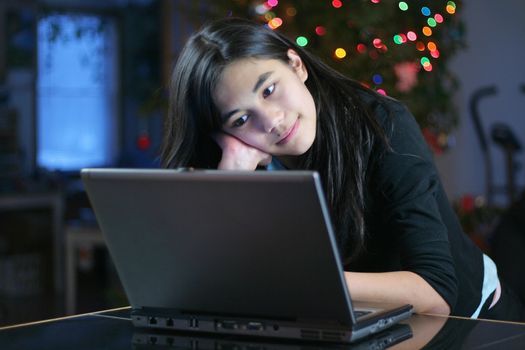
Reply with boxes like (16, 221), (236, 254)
(344, 270), (451, 315)
(213, 132), (272, 170)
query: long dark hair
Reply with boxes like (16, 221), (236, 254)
(161, 17), (391, 262)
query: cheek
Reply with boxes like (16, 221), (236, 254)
(226, 129), (264, 149)
(301, 87), (316, 116)
(291, 84), (314, 109)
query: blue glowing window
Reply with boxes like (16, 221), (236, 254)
(37, 14), (118, 171)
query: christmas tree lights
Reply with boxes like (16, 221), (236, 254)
(188, 0), (464, 153)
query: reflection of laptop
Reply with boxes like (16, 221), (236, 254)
(132, 323), (413, 349)
(81, 168), (413, 344)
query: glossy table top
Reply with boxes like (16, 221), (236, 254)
(1, 307), (525, 349)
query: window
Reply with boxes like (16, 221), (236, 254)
(37, 13), (118, 171)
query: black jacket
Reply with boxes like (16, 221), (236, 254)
(346, 96), (483, 317)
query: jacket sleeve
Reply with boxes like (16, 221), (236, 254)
(371, 101), (459, 310)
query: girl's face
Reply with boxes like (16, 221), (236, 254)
(213, 49), (317, 157)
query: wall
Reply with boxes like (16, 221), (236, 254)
(435, 0), (525, 206)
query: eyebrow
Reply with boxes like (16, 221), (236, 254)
(220, 71), (274, 124)
(221, 109), (240, 124)
(252, 71), (273, 93)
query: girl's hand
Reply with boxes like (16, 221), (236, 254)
(213, 132), (272, 170)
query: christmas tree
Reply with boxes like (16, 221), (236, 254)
(184, 0), (464, 153)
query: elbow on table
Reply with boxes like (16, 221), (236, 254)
(421, 300), (451, 316)
(413, 272), (455, 316)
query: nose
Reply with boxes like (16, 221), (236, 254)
(259, 107), (284, 134)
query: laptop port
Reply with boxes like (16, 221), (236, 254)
(149, 317), (157, 325)
(218, 320), (238, 330)
(188, 318), (199, 328)
(166, 318), (174, 327)
(246, 322), (264, 331)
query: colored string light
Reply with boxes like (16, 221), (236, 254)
(264, 12), (275, 21)
(296, 36), (308, 46)
(356, 43), (367, 53)
(372, 74), (383, 85)
(398, 2), (408, 11)
(315, 26), (327, 36)
(427, 42), (437, 51)
(332, 0), (343, 9)
(255, 4), (269, 15)
(430, 50), (440, 58)
(267, 0), (278, 7)
(377, 88), (387, 95)
(427, 18), (437, 27)
(393, 34), (407, 44)
(422, 26), (433, 36)
(372, 38), (382, 48)
(446, 1), (457, 14)
(416, 41), (426, 51)
(371, 0), (380, 3)
(137, 133), (151, 150)
(434, 14), (444, 23)
(335, 48), (347, 59)
(421, 7), (431, 16)
(393, 35), (403, 44)
(407, 31), (417, 41)
(423, 63), (433, 72)
(268, 17), (283, 30)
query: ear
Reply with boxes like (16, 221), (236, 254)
(287, 49), (308, 83)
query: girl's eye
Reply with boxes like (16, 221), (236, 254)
(262, 83), (275, 98)
(232, 114), (249, 128)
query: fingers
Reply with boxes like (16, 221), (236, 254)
(259, 153), (272, 166)
(212, 132), (272, 170)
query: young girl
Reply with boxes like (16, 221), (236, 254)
(161, 17), (525, 321)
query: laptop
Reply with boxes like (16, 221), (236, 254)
(81, 168), (413, 344)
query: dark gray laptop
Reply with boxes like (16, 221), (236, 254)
(81, 168), (413, 344)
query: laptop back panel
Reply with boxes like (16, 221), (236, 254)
(81, 169), (355, 325)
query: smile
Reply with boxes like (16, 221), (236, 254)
(276, 119), (299, 145)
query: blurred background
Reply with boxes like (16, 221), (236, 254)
(0, 0), (523, 327)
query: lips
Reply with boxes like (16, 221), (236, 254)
(276, 119), (299, 145)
